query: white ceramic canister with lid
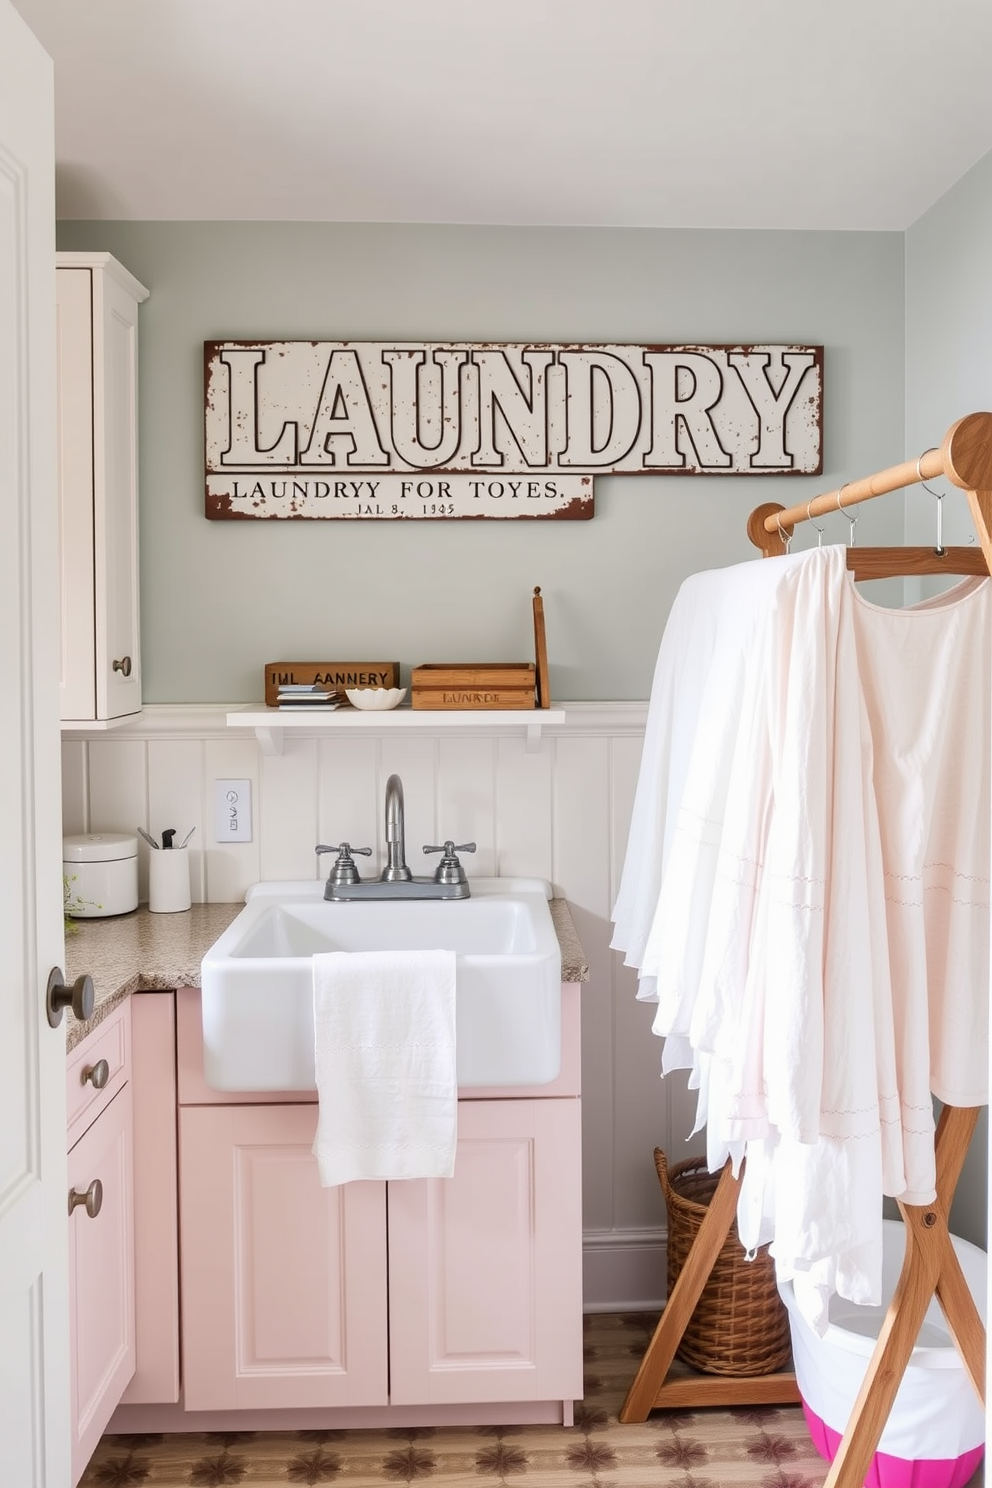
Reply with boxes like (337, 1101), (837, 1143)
(63, 832), (139, 918)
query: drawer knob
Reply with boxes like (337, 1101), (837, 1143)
(82, 1058), (110, 1090)
(112, 655), (132, 677)
(68, 1179), (103, 1219)
(46, 968), (94, 1028)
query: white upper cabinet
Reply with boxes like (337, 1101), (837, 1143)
(57, 253), (148, 723)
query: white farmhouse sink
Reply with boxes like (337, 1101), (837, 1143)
(200, 877), (562, 1091)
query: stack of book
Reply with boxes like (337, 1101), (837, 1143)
(275, 684), (341, 710)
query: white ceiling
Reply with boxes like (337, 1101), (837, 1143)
(12, 0), (992, 230)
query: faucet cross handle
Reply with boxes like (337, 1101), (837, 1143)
(423, 840), (476, 886)
(316, 842), (372, 891)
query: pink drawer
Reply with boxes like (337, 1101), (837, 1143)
(66, 1000), (131, 1149)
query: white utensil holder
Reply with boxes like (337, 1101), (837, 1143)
(149, 846), (191, 913)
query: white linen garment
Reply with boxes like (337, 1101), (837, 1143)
(311, 948), (457, 1187)
(611, 550), (812, 1000)
(613, 546), (990, 1329)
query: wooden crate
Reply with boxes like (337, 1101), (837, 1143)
(264, 660), (400, 708)
(411, 663), (536, 710)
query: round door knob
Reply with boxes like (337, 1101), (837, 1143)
(112, 655), (132, 677)
(82, 1058), (109, 1089)
(68, 1179), (103, 1219)
(46, 968), (95, 1028)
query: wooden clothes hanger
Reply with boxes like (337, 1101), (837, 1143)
(841, 546), (987, 580)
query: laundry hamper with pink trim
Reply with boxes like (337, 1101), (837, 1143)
(780, 1220), (986, 1488)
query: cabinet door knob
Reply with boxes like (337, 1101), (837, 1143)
(68, 1179), (103, 1219)
(82, 1058), (110, 1089)
(46, 968), (95, 1028)
(113, 655), (132, 677)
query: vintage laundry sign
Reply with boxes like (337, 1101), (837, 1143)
(204, 341), (823, 520)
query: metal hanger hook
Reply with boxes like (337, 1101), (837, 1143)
(835, 484), (857, 545)
(916, 448), (939, 485)
(917, 450), (945, 555)
(806, 499), (824, 548)
(776, 515), (792, 554)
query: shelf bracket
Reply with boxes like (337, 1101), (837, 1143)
(526, 718), (543, 754)
(254, 726), (284, 757)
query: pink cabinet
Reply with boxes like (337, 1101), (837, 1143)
(170, 984), (583, 1421)
(179, 1103), (388, 1410)
(106, 982), (583, 1430)
(388, 1097), (583, 1406)
(119, 994), (180, 1405)
(66, 1003), (135, 1487)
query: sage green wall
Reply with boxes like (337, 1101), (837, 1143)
(905, 146), (992, 1251)
(55, 220), (905, 703)
(905, 147), (992, 546)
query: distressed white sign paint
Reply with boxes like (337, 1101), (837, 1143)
(204, 341), (822, 520)
(208, 472), (592, 520)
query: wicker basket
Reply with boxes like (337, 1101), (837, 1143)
(656, 1148), (792, 1377)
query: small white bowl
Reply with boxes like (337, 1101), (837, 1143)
(344, 687), (407, 711)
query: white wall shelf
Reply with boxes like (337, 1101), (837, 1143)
(226, 705), (568, 756)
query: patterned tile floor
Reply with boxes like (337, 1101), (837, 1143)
(78, 1312), (982, 1488)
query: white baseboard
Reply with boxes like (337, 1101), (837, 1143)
(582, 1227), (667, 1313)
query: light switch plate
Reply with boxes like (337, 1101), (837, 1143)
(214, 779), (252, 843)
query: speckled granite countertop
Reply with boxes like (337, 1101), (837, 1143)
(64, 904), (242, 1051)
(549, 899), (589, 985)
(64, 896), (589, 1053)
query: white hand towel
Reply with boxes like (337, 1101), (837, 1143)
(311, 947), (457, 1186)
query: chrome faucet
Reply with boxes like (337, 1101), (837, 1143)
(316, 771), (475, 900)
(383, 774), (412, 881)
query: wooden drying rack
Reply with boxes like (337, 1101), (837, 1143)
(621, 411), (992, 1488)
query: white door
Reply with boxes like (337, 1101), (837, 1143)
(0, 5), (72, 1485)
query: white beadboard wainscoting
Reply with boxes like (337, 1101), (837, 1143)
(61, 702), (706, 1311)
